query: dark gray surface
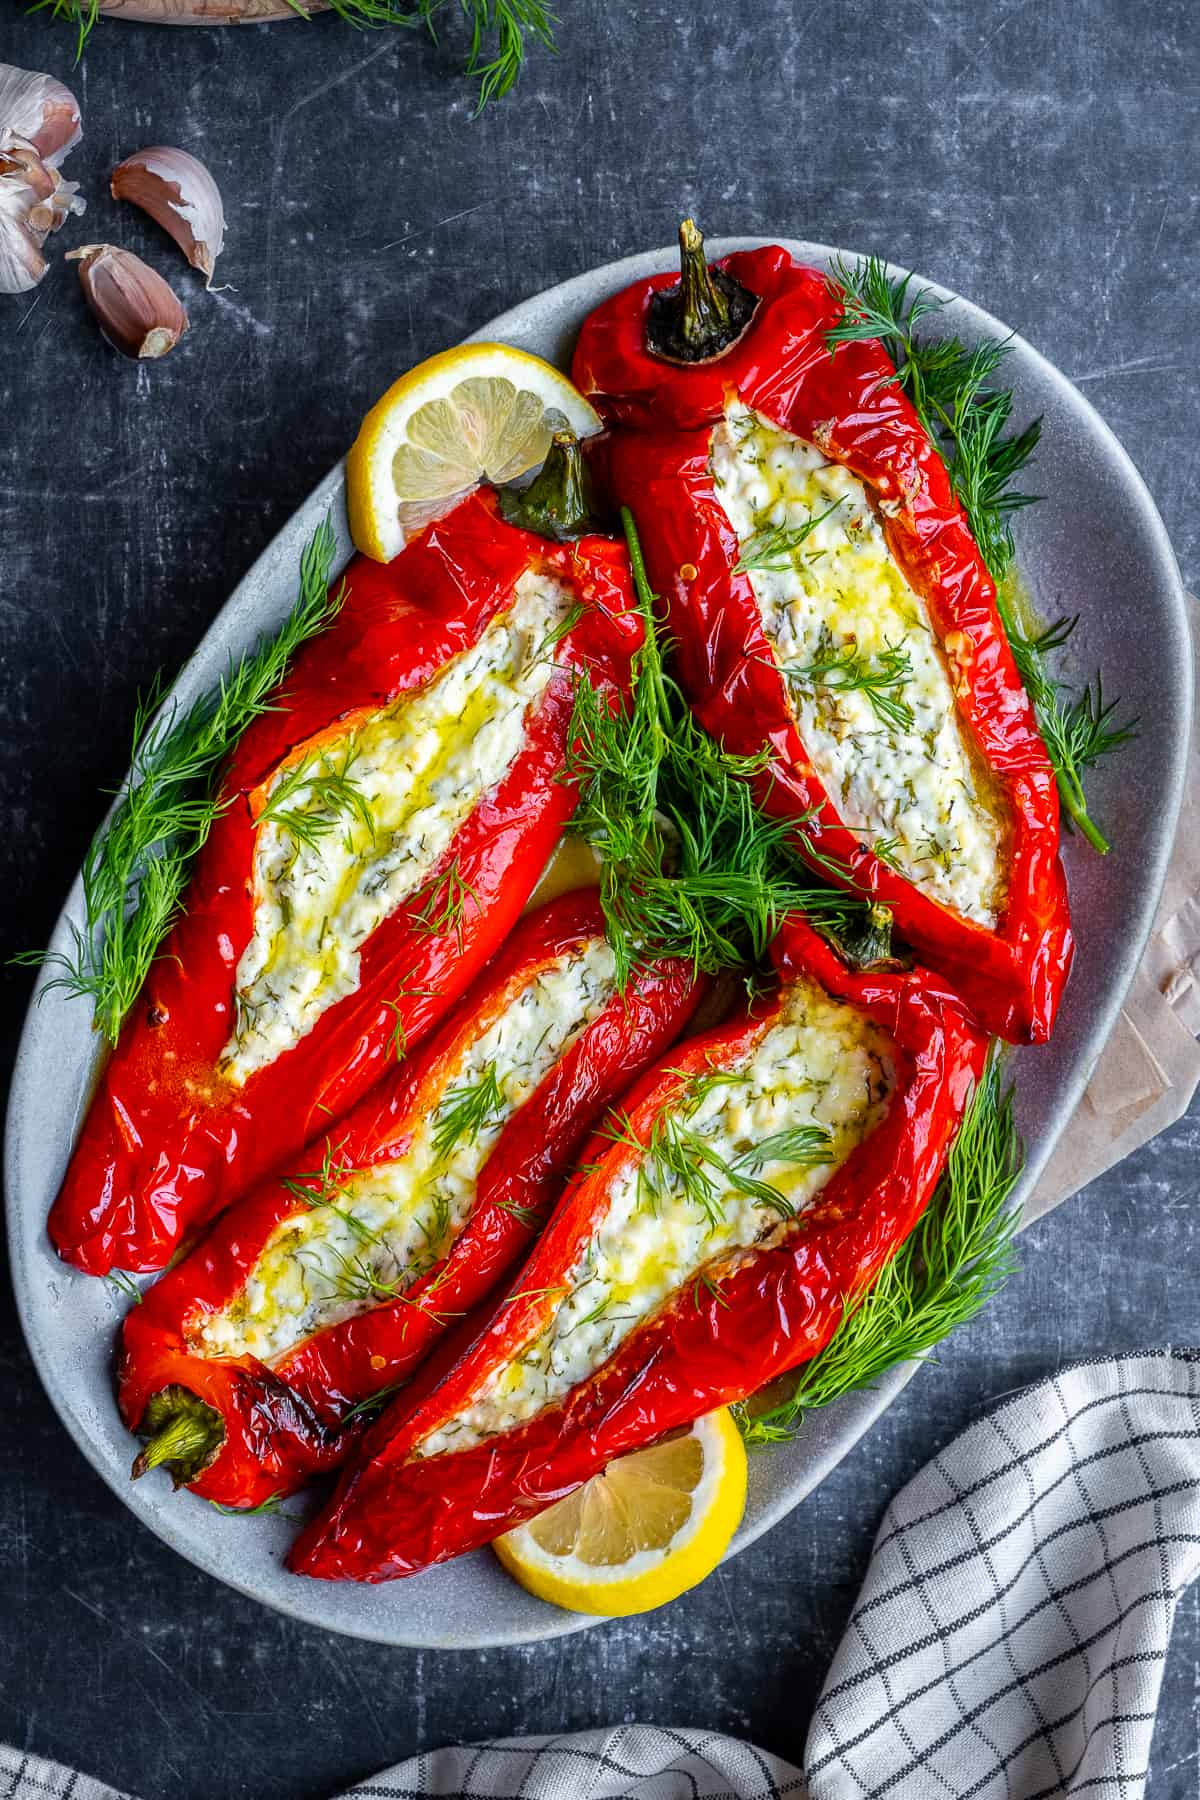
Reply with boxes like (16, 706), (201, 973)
(1, 0), (1197, 1795)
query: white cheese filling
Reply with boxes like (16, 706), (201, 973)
(710, 402), (1008, 928)
(221, 571), (572, 1084)
(198, 938), (618, 1365)
(417, 976), (895, 1457)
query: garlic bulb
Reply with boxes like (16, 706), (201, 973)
(0, 63), (82, 166)
(0, 63), (84, 296)
(112, 146), (224, 287)
(68, 243), (188, 359)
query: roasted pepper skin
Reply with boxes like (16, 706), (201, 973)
(50, 495), (641, 1278)
(117, 892), (705, 1508)
(289, 918), (988, 1582)
(573, 247), (1072, 1044)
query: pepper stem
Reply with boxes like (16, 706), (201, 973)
(678, 217), (731, 348)
(131, 1386), (224, 1487)
(645, 217), (759, 364)
(498, 431), (599, 541)
(821, 903), (905, 972)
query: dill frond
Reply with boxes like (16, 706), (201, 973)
(209, 1492), (303, 1522)
(824, 256), (1132, 852)
(412, 859), (480, 954)
(732, 500), (844, 575)
(35, 0), (556, 108)
(601, 1078), (833, 1233)
(259, 741), (374, 850)
(15, 520), (345, 1043)
(785, 640), (915, 733)
(564, 507), (870, 986)
(431, 1065), (507, 1159)
(341, 1382), (406, 1425)
(279, 1135), (356, 1210)
(735, 1045), (1022, 1447)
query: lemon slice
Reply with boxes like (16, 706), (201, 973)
(347, 343), (603, 563)
(493, 1409), (747, 1617)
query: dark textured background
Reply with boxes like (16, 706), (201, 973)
(2, 2), (1198, 1796)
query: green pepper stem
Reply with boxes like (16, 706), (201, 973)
(645, 217), (758, 364)
(131, 1387), (223, 1486)
(498, 432), (599, 541)
(677, 218), (731, 349)
(818, 902), (903, 972)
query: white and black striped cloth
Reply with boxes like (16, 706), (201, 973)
(5, 1349), (1198, 1800)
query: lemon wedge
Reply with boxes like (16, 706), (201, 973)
(493, 1408), (747, 1617)
(346, 343), (603, 563)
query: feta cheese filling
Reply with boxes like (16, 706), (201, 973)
(710, 402), (1008, 928)
(417, 976), (896, 1457)
(222, 571), (572, 1084)
(198, 937), (618, 1365)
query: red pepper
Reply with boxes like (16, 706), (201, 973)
(289, 916), (987, 1582)
(50, 490), (641, 1277)
(572, 240), (1072, 1043)
(117, 891), (705, 1507)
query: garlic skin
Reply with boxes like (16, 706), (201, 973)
(68, 244), (188, 360)
(0, 63), (82, 167)
(112, 147), (225, 287)
(0, 64), (85, 295)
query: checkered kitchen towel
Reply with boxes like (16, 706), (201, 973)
(4, 1349), (1199, 1800)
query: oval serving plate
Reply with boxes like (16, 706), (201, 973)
(6, 239), (1192, 1647)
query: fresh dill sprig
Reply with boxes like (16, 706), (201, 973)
(259, 743), (374, 851)
(341, 1382), (406, 1425)
(564, 507), (869, 985)
(692, 1267), (732, 1311)
(603, 1082), (833, 1232)
(209, 1491), (303, 1523)
(15, 520), (345, 1043)
(786, 640), (915, 732)
(300, 1239), (410, 1307)
(413, 859), (480, 954)
(732, 500), (844, 575)
(534, 600), (586, 663)
(735, 1045), (1022, 1447)
(432, 1065), (508, 1159)
(104, 1269), (143, 1306)
(383, 976), (442, 1062)
(993, 611), (1137, 851)
(33, 0), (556, 110)
(824, 256), (1132, 853)
(279, 1136), (355, 1210)
(737, 1124), (835, 1172)
(27, 0), (99, 58)
(454, 0), (558, 110)
(303, 1238), (463, 1322)
(498, 1199), (543, 1230)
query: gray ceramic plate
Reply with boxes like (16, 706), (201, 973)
(6, 240), (1192, 1647)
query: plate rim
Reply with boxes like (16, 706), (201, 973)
(6, 236), (1192, 1648)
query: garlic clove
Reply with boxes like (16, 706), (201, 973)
(0, 144), (56, 204)
(111, 146), (225, 287)
(68, 243), (188, 360)
(0, 63), (82, 167)
(0, 144), (85, 295)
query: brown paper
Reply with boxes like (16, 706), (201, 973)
(1032, 604), (1199, 1212)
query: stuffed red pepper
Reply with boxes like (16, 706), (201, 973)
(117, 891), (705, 1508)
(290, 915), (987, 1582)
(573, 228), (1072, 1043)
(51, 468), (642, 1279)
